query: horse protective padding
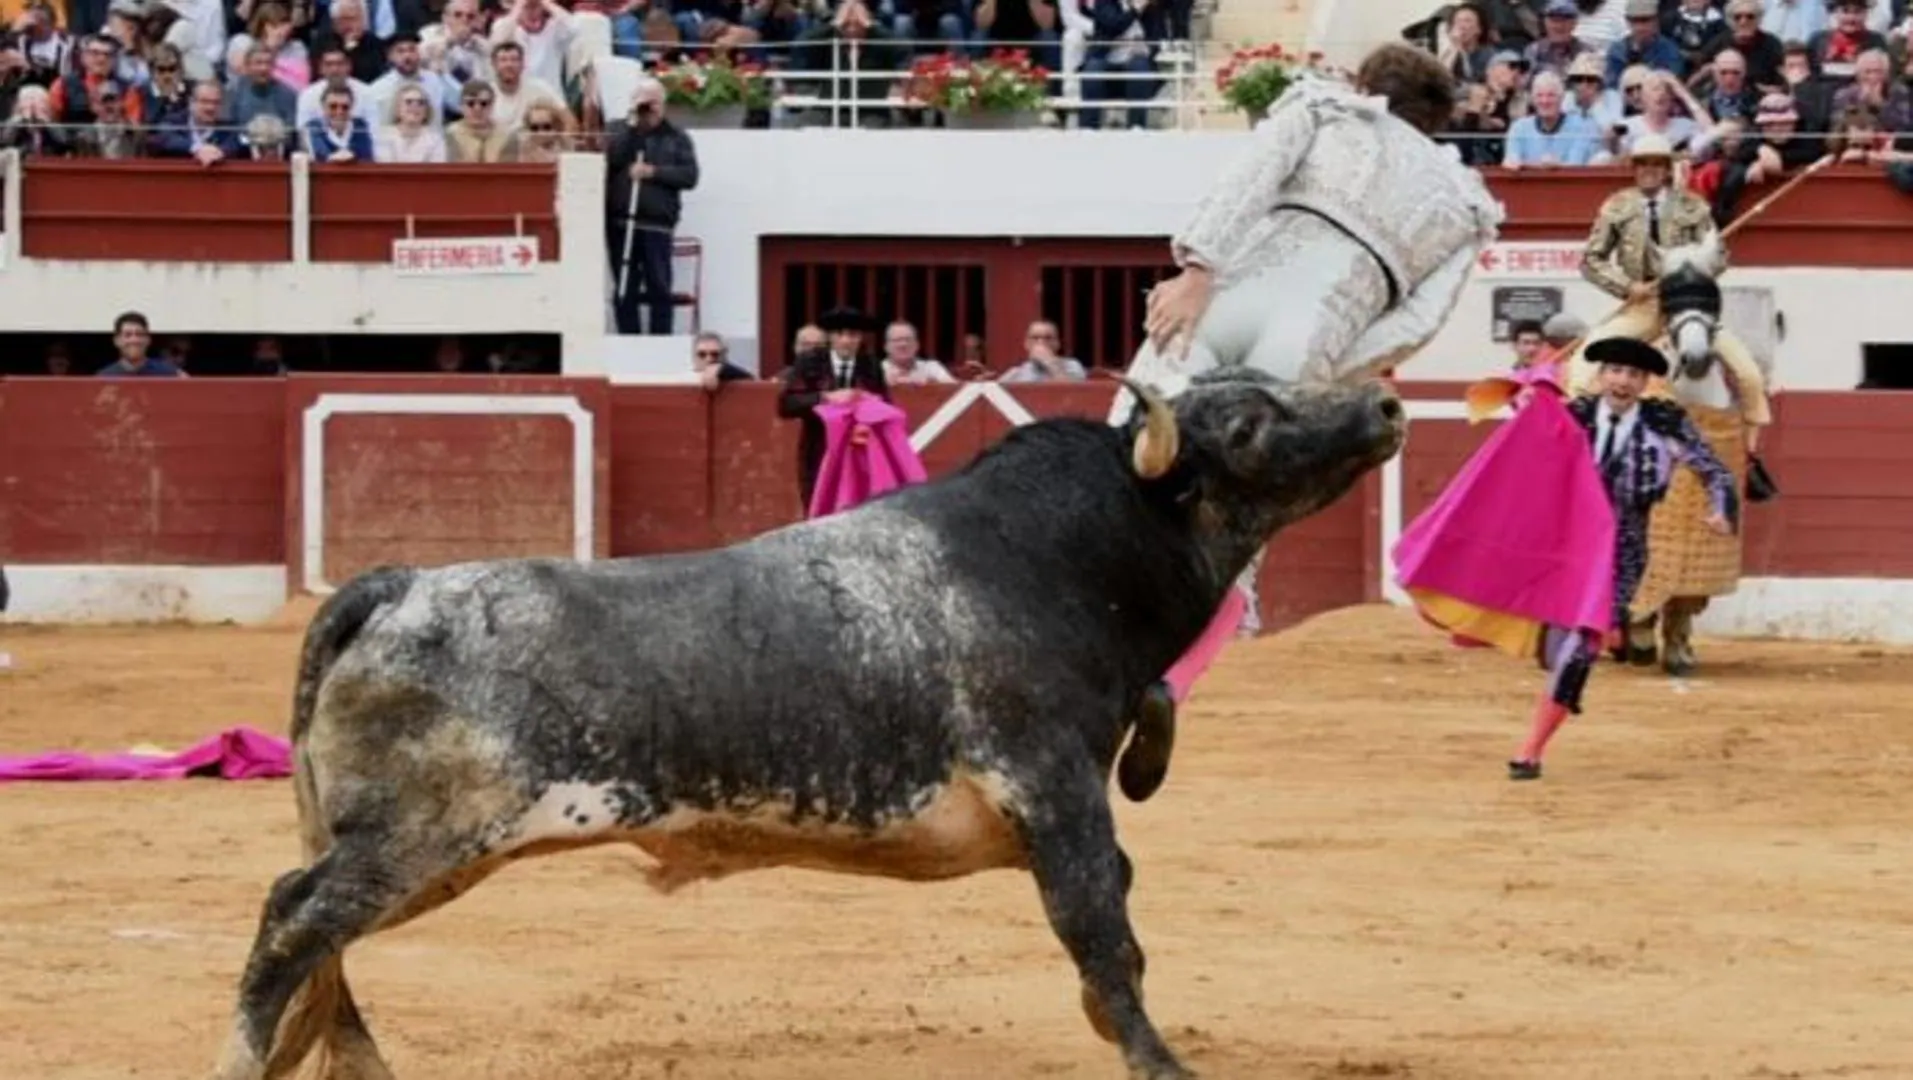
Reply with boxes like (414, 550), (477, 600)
(1631, 402), (1747, 614)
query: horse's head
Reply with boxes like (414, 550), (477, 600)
(1657, 237), (1726, 382)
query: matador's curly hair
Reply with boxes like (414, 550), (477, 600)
(1355, 43), (1458, 138)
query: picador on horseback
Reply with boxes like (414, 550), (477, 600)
(1567, 132), (1775, 677)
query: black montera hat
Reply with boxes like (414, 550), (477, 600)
(817, 306), (873, 332)
(1585, 336), (1669, 378)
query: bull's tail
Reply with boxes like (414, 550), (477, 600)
(264, 567), (414, 1080)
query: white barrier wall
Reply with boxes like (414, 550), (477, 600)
(0, 133), (1901, 391)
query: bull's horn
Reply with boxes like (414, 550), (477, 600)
(1119, 376), (1179, 479)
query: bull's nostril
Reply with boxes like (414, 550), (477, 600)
(1376, 396), (1404, 424)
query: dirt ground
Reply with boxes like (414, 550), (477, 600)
(3, 605), (1912, 1080)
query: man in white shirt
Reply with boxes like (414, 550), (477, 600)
(880, 321), (956, 384)
(490, 0), (575, 97)
(486, 40), (565, 130)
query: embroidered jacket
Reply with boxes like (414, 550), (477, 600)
(1566, 395), (1741, 527)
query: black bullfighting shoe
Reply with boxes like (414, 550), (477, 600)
(1507, 759), (1543, 782)
(1117, 681), (1177, 803)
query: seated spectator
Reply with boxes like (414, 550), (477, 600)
(1712, 91), (1824, 220)
(974, 0), (1060, 79)
(487, 40), (564, 130)
(733, 0), (808, 61)
(1660, 0), (1722, 73)
(1617, 68), (1700, 155)
(1564, 51), (1625, 128)
(146, 0), (221, 84)
(1694, 46), (1761, 124)
(375, 83), (450, 160)
(894, 0), (969, 54)
(1526, 0), (1593, 78)
(1831, 48), (1909, 133)
(0, 85), (72, 156)
(12, 1), (71, 91)
(1607, 0), (1684, 84)
(101, 0), (153, 90)
(445, 76), (520, 160)
(1697, 0), (1784, 93)
(881, 321), (956, 384)
(998, 320), (1085, 382)
(242, 112), (292, 158)
(149, 78), (245, 162)
(51, 33), (144, 125)
(226, 1), (311, 92)
(226, 41), (299, 128)
(693, 332), (754, 389)
(516, 98), (572, 160)
(297, 43), (377, 131)
(1438, 2), (1495, 85)
(76, 79), (140, 157)
(369, 31), (455, 128)
(306, 80), (376, 160)
(1761, 0), (1826, 46)
(489, 0), (575, 95)
(1504, 70), (1605, 167)
(1080, 0), (1162, 130)
(1807, 0), (1887, 90)
(314, 0), (389, 85)
(422, 0), (495, 95)
(1829, 103), (1887, 163)
(139, 43), (190, 131)
(1779, 38), (1836, 129)
(789, 0), (908, 127)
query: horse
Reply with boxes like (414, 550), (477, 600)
(1628, 233), (1762, 676)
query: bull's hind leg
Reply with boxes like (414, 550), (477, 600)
(1020, 770), (1191, 1080)
(212, 834), (456, 1080)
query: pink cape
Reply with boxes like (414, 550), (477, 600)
(806, 394), (931, 520)
(1391, 364), (1616, 646)
(0, 726), (292, 782)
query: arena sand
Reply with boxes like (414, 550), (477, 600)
(3, 605), (1911, 1080)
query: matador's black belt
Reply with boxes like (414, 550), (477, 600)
(1270, 202), (1404, 311)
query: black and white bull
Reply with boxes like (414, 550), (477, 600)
(209, 370), (1407, 1080)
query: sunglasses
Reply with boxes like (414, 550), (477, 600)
(464, 97), (492, 107)
(695, 349), (723, 359)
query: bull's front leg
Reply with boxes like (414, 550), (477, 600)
(1017, 768), (1192, 1080)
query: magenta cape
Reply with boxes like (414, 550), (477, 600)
(806, 394), (931, 520)
(0, 726), (292, 782)
(1390, 365), (1616, 650)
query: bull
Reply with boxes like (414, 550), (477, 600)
(209, 369), (1407, 1080)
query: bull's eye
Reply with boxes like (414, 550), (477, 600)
(1225, 415), (1258, 451)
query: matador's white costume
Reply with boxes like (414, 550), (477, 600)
(1112, 74), (1506, 631)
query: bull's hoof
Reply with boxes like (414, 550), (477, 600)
(1117, 684), (1177, 803)
(1664, 654), (1696, 678)
(1627, 645), (1659, 667)
(1129, 1064), (1198, 1080)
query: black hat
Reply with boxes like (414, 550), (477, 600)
(1585, 336), (1669, 378)
(817, 306), (873, 333)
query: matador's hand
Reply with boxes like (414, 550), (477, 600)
(1702, 510), (1731, 536)
(1145, 268), (1213, 359)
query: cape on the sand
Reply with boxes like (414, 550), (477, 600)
(1391, 363), (1616, 659)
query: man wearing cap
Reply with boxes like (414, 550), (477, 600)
(776, 305), (890, 509)
(1606, 0), (1686, 85)
(1506, 335), (1738, 780)
(1526, 0), (1592, 77)
(1572, 131), (1769, 430)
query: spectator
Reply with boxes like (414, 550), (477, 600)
(305, 81), (375, 159)
(1712, 91), (1824, 221)
(1661, 0), (1722, 72)
(1779, 38), (1836, 129)
(241, 112), (291, 157)
(1526, 0), (1593, 78)
(421, 0), (493, 96)
(444, 76), (519, 159)
(296, 43), (376, 130)
(1808, 0), (1887, 88)
(1439, 2), (1496, 84)
(1829, 103), (1886, 162)
(894, 0), (968, 53)
(1761, 0), (1826, 44)
(1832, 47), (1909, 132)
(1447, 52), (1527, 165)
(52, 33), (144, 124)
(1617, 68), (1700, 154)
(1509, 318), (1546, 368)
(603, 75), (698, 335)
(315, 0), (389, 85)
(226, 41), (298, 128)
(1564, 50), (1625, 128)
(790, 0), (908, 127)
(692, 331), (753, 388)
(374, 82), (448, 159)
(368, 30), (454, 127)
(489, 0), (574, 95)
(486, 39), (563, 130)
(249, 336), (289, 375)
(1504, 70), (1606, 166)
(976, 0), (1059, 75)
(777, 305), (889, 508)
(1080, 0), (1161, 130)
(998, 320), (1085, 381)
(76, 78), (139, 156)
(96, 312), (184, 377)
(1607, 0), (1684, 84)
(881, 320), (955, 384)
(138, 41), (188, 131)
(225, 1), (310, 91)
(100, 0), (150, 89)
(1697, 0), (1785, 93)
(0, 84), (71, 155)
(159, 0), (224, 82)
(1695, 46), (1761, 124)
(149, 77), (243, 161)
(515, 99), (571, 160)
(12, 1), (71, 91)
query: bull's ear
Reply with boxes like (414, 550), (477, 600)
(1119, 376), (1180, 479)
